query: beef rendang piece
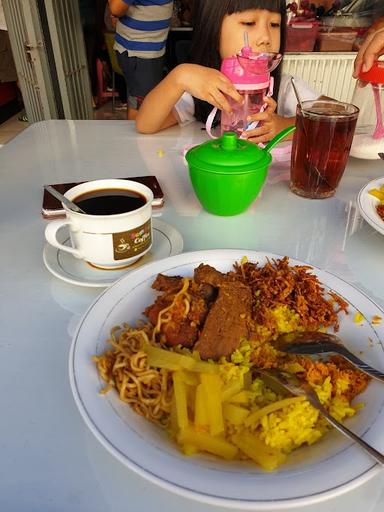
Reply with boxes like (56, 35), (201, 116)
(144, 264), (252, 359)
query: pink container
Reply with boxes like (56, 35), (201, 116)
(219, 52), (281, 135)
(220, 53), (270, 134)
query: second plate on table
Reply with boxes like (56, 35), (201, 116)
(43, 219), (183, 287)
(357, 177), (384, 236)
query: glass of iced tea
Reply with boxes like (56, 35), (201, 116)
(290, 100), (359, 199)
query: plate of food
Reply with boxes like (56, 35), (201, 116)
(357, 177), (384, 236)
(69, 250), (384, 509)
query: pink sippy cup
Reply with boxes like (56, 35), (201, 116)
(206, 33), (282, 138)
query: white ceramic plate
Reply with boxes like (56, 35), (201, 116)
(357, 177), (384, 236)
(69, 250), (384, 509)
(43, 219), (183, 287)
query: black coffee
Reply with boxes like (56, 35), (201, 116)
(74, 188), (146, 215)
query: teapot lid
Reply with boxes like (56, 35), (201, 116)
(185, 132), (271, 174)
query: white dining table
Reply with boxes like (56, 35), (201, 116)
(0, 119), (383, 512)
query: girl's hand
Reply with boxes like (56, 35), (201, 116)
(174, 64), (243, 112)
(241, 96), (277, 142)
(241, 96), (290, 143)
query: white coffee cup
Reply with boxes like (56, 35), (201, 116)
(45, 179), (154, 269)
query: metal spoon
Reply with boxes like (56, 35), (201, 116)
(44, 185), (86, 214)
(256, 368), (384, 466)
(290, 76), (303, 110)
(272, 331), (384, 383)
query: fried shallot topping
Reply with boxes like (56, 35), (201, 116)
(234, 256), (349, 333)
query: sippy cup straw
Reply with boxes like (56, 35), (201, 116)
(242, 31), (252, 56)
(241, 32), (252, 132)
(241, 32), (271, 134)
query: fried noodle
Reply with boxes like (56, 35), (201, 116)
(93, 324), (173, 426)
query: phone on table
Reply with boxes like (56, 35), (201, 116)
(41, 175), (164, 219)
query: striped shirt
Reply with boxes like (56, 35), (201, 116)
(114, 0), (174, 59)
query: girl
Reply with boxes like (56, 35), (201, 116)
(136, 0), (321, 143)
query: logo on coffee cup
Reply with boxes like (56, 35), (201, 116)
(112, 219), (152, 260)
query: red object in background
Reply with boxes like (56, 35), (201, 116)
(286, 22), (320, 52)
(0, 82), (18, 107)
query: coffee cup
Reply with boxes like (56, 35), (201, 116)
(45, 179), (154, 269)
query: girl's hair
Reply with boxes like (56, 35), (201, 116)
(190, 0), (286, 123)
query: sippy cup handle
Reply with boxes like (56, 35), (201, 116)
(205, 107), (219, 139)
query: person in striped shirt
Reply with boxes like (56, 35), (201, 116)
(109, 0), (174, 119)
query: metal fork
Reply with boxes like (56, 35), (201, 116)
(272, 331), (384, 383)
(256, 368), (384, 465)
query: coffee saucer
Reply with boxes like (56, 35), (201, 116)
(43, 219), (183, 287)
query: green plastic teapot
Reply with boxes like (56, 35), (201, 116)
(185, 126), (295, 216)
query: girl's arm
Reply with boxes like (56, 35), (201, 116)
(136, 66), (186, 134)
(136, 64), (243, 134)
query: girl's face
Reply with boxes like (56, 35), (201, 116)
(219, 9), (281, 58)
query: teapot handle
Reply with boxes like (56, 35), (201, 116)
(264, 125), (296, 153)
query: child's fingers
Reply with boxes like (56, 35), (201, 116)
(242, 124), (271, 139)
(245, 126), (275, 144)
(247, 111), (271, 123)
(263, 96), (277, 112)
(247, 133), (273, 144)
(204, 78), (242, 112)
(208, 91), (232, 113)
(219, 80), (243, 104)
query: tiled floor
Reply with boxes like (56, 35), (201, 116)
(95, 99), (128, 120)
(0, 100), (127, 146)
